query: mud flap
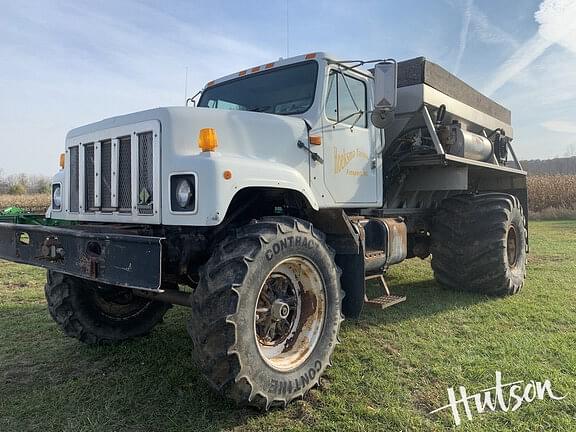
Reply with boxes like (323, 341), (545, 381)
(335, 244), (365, 319)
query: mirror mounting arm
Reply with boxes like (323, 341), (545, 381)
(186, 90), (202, 107)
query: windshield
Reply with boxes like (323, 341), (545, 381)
(198, 61), (318, 115)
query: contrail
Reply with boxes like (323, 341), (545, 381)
(454, 0), (473, 75)
(483, 0), (576, 96)
(482, 35), (551, 96)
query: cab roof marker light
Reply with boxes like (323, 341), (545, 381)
(265, 63), (274, 69)
(305, 53), (316, 59)
(239, 70), (247, 76)
(251, 66), (260, 73)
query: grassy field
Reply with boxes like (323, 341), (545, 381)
(0, 221), (575, 431)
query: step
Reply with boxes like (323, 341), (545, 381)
(365, 295), (407, 309)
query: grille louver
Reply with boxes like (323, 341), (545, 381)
(69, 147), (79, 212)
(101, 140), (112, 211)
(138, 132), (154, 215)
(84, 143), (95, 211)
(118, 136), (132, 212)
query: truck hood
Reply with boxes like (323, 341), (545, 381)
(66, 106), (310, 162)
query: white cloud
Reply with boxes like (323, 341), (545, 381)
(541, 120), (576, 134)
(483, 0), (576, 96)
(536, 0), (576, 52)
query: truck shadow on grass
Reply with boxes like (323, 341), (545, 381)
(1, 278), (492, 431)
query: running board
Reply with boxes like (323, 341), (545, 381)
(364, 274), (406, 309)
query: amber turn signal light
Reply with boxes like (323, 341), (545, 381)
(309, 136), (322, 145)
(198, 128), (218, 152)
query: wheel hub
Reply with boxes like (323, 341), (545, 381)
(271, 300), (290, 320)
(254, 257), (326, 372)
(507, 225), (518, 268)
(255, 274), (297, 346)
(92, 286), (151, 321)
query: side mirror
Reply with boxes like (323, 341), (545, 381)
(373, 61), (398, 111)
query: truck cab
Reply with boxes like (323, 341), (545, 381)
(197, 52), (382, 207)
(47, 53), (384, 229)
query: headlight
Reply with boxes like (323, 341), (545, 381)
(171, 175), (196, 212)
(52, 184), (62, 210)
(176, 179), (192, 207)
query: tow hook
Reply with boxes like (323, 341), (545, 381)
(40, 236), (65, 262)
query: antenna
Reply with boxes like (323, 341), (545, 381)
(184, 67), (189, 105)
(285, 0), (289, 57)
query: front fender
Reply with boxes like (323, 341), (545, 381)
(161, 152), (318, 226)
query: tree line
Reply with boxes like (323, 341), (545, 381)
(0, 170), (51, 195)
(520, 156), (576, 176)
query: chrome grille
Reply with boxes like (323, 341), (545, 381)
(118, 136), (132, 212)
(138, 132), (154, 215)
(66, 125), (156, 219)
(69, 146), (79, 212)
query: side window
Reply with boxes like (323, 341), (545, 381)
(325, 70), (367, 127)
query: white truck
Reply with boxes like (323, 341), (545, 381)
(0, 52), (528, 409)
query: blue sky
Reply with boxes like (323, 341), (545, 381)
(1, 0), (575, 175)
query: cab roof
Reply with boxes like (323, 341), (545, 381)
(203, 52), (338, 89)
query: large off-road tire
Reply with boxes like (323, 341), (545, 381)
(45, 271), (171, 344)
(431, 193), (527, 296)
(188, 217), (343, 409)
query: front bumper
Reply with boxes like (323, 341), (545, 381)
(0, 223), (163, 290)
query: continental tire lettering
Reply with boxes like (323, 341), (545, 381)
(270, 361), (323, 395)
(273, 243), (281, 255)
(269, 378), (278, 393)
(265, 236), (319, 261)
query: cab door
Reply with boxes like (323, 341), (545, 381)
(320, 69), (379, 204)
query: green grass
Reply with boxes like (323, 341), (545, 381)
(1, 221), (575, 431)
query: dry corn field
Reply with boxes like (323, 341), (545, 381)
(0, 194), (50, 212)
(0, 176), (575, 218)
(527, 175), (576, 217)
